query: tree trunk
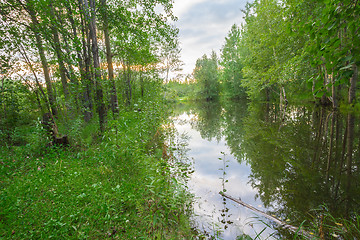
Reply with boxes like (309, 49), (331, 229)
(335, 120), (347, 200)
(332, 73), (338, 109)
(122, 62), (132, 106)
(78, 0), (93, 122)
(33, 89), (44, 113)
(321, 64), (328, 105)
(27, 3), (58, 117)
(18, 42), (50, 113)
(326, 112), (335, 181)
(140, 67), (144, 97)
(348, 64), (358, 104)
(84, 0), (105, 131)
(49, 0), (70, 103)
(128, 64), (132, 105)
(220, 192), (313, 239)
(101, 0), (119, 115)
(60, 1), (82, 111)
(345, 112), (355, 216)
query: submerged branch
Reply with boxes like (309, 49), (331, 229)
(219, 192), (314, 239)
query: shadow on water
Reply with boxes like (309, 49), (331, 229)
(171, 100), (360, 239)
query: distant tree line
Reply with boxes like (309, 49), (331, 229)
(191, 0), (359, 106)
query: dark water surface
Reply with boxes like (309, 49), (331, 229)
(171, 100), (360, 239)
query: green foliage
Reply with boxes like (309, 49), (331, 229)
(0, 78), (36, 146)
(0, 0), (180, 132)
(24, 119), (52, 154)
(0, 0), (195, 238)
(220, 24), (247, 99)
(0, 100), (195, 239)
(193, 51), (220, 101)
(165, 81), (198, 101)
(298, 0), (360, 95)
(238, 0), (307, 101)
(216, 0), (359, 105)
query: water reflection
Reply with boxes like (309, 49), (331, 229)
(243, 104), (359, 219)
(172, 101), (276, 239)
(171, 101), (360, 239)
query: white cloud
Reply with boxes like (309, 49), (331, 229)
(172, 0), (250, 76)
(172, 0), (208, 18)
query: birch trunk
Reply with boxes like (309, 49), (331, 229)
(84, 0), (105, 132)
(27, 3), (58, 117)
(101, 0), (119, 114)
(49, 1), (70, 103)
(348, 64), (358, 104)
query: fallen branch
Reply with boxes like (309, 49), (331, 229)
(219, 192), (314, 239)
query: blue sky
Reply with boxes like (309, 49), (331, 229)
(172, 0), (249, 75)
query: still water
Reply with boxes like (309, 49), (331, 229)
(171, 100), (360, 239)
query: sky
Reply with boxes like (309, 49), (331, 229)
(171, 0), (249, 76)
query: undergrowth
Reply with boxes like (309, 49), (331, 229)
(0, 100), (196, 239)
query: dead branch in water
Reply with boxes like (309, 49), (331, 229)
(219, 192), (315, 239)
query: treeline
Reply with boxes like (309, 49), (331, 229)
(189, 0), (359, 106)
(0, 0), (179, 144)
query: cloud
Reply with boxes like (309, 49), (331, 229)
(173, 0), (249, 75)
(172, 0), (208, 18)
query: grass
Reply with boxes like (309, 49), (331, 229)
(234, 209), (360, 240)
(0, 100), (195, 239)
(308, 206), (360, 240)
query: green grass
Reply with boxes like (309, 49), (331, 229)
(0, 100), (195, 239)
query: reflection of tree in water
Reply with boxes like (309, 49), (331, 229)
(171, 102), (193, 118)
(222, 100), (248, 162)
(190, 101), (223, 142)
(172, 100), (360, 237)
(238, 102), (360, 237)
(171, 101), (223, 142)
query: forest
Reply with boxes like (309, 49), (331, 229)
(0, 0), (195, 239)
(1, 0), (360, 239)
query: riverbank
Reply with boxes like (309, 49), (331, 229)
(0, 100), (195, 239)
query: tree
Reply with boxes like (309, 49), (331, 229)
(0, 0), (179, 135)
(48, 0), (70, 104)
(226, 0), (359, 105)
(193, 51), (220, 101)
(100, 0), (118, 115)
(220, 24), (246, 99)
(83, 0), (105, 132)
(296, 0), (360, 107)
(159, 39), (184, 83)
(25, 0), (59, 117)
(239, 0), (294, 101)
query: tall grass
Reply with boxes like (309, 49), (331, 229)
(0, 100), (195, 239)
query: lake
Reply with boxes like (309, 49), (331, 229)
(170, 100), (360, 239)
